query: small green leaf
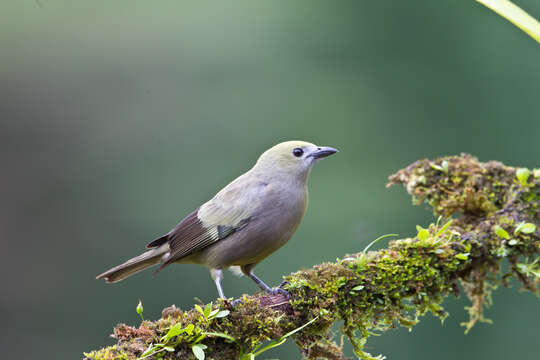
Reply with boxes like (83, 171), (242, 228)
(431, 160), (448, 174)
(435, 219), (453, 238)
(194, 304), (204, 316)
(214, 310), (230, 318)
(455, 253), (469, 260)
(416, 226), (429, 241)
(515, 222), (536, 234)
(163, 346), (175, 352)
(185, 323), (195, 335)
(162, 323), (185, 342)
(351, 285), (365, 291)
(430, 164), (443, 172)
(516, 168), (530, 186)
(441, 160), (449, 174)
(192, 344), (207, 360)
(516, 263), (528, 274)
(203, 303), (213, 319)
(194, 334), (207, 344)
(204, 331), (235, 341)
(515, 258), (540, 278)
(508, 239), (518, 246)
(494, 225), (510, 239)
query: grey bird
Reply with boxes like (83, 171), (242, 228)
(96, 141), (338, 298)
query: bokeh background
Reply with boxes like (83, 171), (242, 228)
(1, 1), (539, 359)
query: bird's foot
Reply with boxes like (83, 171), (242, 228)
(230, 298), (244, 307)
(266, 287), (290, 298)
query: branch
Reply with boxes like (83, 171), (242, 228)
(84, 154), (539, 360)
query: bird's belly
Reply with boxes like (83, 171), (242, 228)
(197, 207), (304, 269)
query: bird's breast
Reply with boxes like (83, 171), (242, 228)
(199, 183), (308, 268)
(243, 184), (307, 258)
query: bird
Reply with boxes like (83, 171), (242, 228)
(96, 141), (338, 299)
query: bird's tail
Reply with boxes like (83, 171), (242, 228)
(96, 244), (169, 283)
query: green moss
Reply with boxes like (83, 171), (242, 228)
(85, 155), (539, 360)
(84, 346), (129, 360)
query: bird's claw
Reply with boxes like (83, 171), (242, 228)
(230, 298), (244, 307)
(229, 282), (291, 307)
(268, 287), (290, 298)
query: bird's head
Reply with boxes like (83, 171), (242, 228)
(253, 141), (338, 182)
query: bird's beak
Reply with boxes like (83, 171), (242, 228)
(310, 146), (339, 159)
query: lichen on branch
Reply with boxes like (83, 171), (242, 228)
(85, 154), (539, 360)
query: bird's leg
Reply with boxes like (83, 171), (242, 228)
(210, 269), (226, 299)
(247, 272), (274, 292)
(241, 265), (290, 298)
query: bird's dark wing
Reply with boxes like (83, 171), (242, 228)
(149, 207), (250, 273)
(149, 173), (267, 273)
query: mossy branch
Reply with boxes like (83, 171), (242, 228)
(85, 154), (539, 360)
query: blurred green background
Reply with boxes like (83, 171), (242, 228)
(1, 1), (539, 359)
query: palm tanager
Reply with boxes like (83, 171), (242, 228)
(96, 140), (338, 298)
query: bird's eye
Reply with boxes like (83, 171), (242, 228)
(292, 148), (304, 157)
